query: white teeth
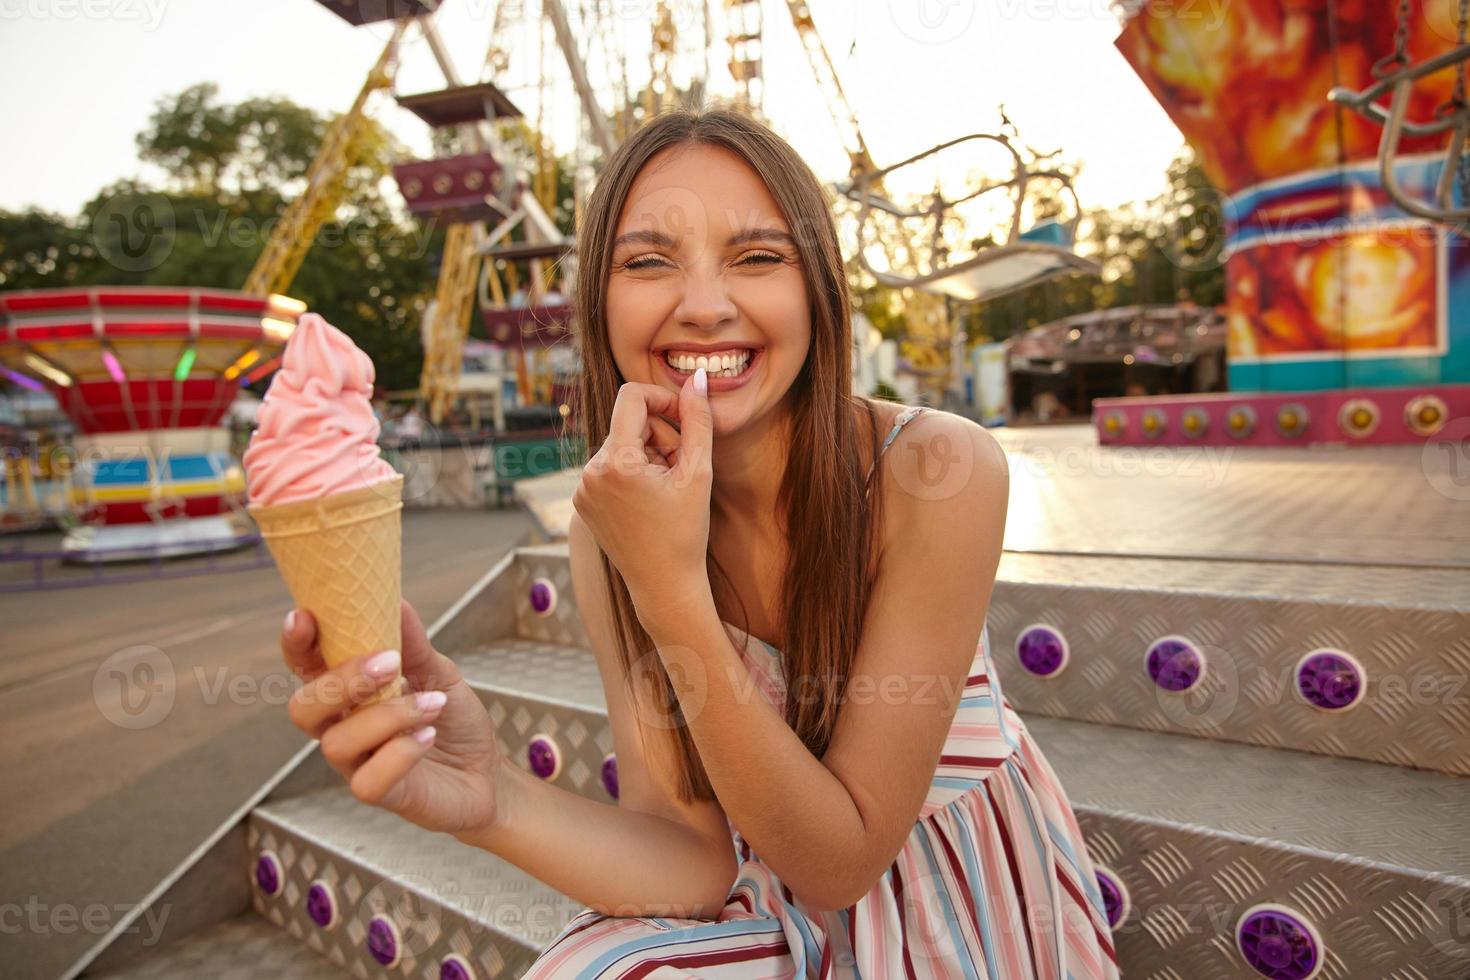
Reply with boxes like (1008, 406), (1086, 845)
(664, 350), (752, 377)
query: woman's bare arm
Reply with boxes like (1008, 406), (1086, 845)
(452, 511), (739, 919)
(636, 412), (1010, 912)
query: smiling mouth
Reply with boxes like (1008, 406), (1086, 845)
(661, 349), (756, 379)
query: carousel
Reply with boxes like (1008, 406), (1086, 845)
(0, 287), (302, 560)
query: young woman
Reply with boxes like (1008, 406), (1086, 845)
(282, 107), (1119, 978)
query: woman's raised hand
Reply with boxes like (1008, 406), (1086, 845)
(281, 599), (508, 839)
(572, 373), (715, 618)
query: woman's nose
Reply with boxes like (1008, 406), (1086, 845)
(673, 268), (738, 330)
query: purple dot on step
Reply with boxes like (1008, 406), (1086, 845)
(1237, 907), (1321, 980)
(602, 754), (619, 799)
(528, 735), (559, 780)
(1296, 650), (1363, 710)
(307, 882), (335, 928)
(254, 852), (281, 896)
(367, 915), (399, 967)
(1095, 869), (1125, 929)
(440, 953), (476, 980)
(1146, 637), (1203, 693)
(529, 579), (555, 615)
(1016, 626), (1067, 677)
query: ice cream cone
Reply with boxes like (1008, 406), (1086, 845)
(249, 473), (407, 708)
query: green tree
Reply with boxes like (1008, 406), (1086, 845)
(2, 82), (580, 394)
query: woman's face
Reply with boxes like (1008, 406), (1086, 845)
(605, 142), (812, 436)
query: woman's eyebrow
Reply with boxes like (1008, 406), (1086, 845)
(726, 227), (795, 247)
(611, 227), (796, 250)
(612, 229), (678, 250)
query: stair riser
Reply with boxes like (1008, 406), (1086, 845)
(486, 547), (1470, 776)
(246, 811), (579, 979)
(1076, 809), (1470, 978)
(450, 544), (1470, 980)
(509, 547), (588, 647)
(988, 582), (1470, 776)
(470, 685), (619, 804)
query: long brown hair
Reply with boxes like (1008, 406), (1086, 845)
(570, 104), (886, 804)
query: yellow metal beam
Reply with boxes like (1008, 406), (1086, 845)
(419, 222), (485, 424)
(242, 22), (407, 298)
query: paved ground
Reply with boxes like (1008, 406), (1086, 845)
(992, 424), (1469, 568)
(0, 507), (532, 980)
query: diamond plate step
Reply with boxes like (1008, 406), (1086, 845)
(457, 544), (1470, 777)
(452, 627), (1470, 883)
(1028, 715), (1470, 976)
(446, 609), (1470, 975)
(246, 786), (584, 980)
(204, 541), (1469, 979)
(84, 910), (355, 980)
(989, 552), (1470, 776)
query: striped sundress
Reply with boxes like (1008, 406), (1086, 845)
(523, 407), (1121, 979)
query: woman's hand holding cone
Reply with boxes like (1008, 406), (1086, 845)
(282, 598), (510, 839)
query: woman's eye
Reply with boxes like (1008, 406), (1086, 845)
(623, 252), (783, 270)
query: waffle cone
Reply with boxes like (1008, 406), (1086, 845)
(249, 474), (407, 708)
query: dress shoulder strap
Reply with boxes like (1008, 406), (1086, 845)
(865, 405), (928, 486)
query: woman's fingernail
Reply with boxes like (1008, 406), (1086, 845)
(693, 366), (707, 397)
(364, 649), (401, 679)
(414, 691), (447, 714)
(283, 610), (297, 634)
(414, 726), (437, 745)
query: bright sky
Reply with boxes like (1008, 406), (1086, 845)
(0, 0), (1185, 220)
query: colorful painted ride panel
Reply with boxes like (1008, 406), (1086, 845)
(1117, 0), (1470, 394)
(69, 449), (246, 525)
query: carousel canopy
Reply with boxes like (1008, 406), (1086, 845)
(0, 287), (304, 433)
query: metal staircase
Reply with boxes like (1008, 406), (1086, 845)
(76, 439), (1470, 979)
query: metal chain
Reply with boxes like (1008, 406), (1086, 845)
(1373, 0), (1413, 78)
(1458, 0), (1470, 210)
(1458, 0), (1469, 101)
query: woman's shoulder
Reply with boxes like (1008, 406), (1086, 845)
(870, 404), (1009, 521)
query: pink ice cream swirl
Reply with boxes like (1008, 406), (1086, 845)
(242, 312), (400, 507)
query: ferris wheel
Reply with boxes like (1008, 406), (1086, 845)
(256, 0), (1097, 410)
